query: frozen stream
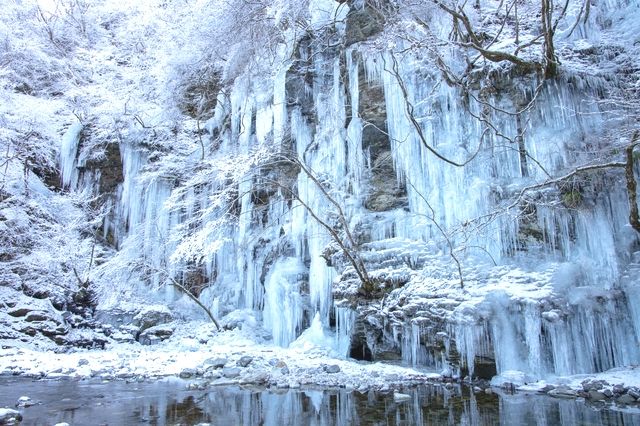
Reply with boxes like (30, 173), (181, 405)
(1, 376), (640, 425)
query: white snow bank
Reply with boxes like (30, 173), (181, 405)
(0, 321), (442, 392)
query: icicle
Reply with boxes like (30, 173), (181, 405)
(59, 122), (83, 189)
(263, 258), (305, 347)
(335, 306), (356, 357)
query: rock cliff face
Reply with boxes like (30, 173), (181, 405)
(6, 0), (638, 380)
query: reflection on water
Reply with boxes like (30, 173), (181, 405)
(1, 376), (639, 425)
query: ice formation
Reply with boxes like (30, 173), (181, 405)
(57, 0), (640, 381)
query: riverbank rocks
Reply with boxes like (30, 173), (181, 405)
(548, 386), (578, 399)
(0, 408), (22, 425)
(536, 379), (640, 405)
(588, 391), (607, 401)
(179, 368), (197, 379)
(617, 394), (637, 404)
(237, 356), (253, 367)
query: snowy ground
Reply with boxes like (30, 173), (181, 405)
(0, 321), (442, 393)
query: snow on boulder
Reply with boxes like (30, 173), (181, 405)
(0, 408), (22, 424)
(138, 323), (176, 345)
(15, 396), (34, 408)
(132, 305), (174, 332)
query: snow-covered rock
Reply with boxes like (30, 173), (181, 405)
(0, 408), (22, 424)
(132, 306), (174, 333)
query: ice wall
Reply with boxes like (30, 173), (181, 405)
(57, 0), (640, 381)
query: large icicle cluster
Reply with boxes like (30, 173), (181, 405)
(57, 0), (640, 381)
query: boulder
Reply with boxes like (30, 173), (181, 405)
(0, 408), (22, 424)
(132, 305), (174, 333)
(179, 368), (196, 379)
(138, 323), (175, 346)
(588, 391), (607, 401)
(203, 357), (227, 369)
(15, 396), (34, 408)
(237, 356), (253, 368)
(617, 394), (636, 404)
(548, 386), (578, 399)
(55, 329), (108, 349)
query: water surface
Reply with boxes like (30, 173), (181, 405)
(0, 376), (639, 425)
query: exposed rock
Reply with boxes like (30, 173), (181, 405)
(110, 330), (135, 343)
(179, 368), (196, 378)
(588, 391), (607, 401)
(628, 388), (640, 399)
(0, 408), (22, 424)
(612, 384), (626, 395)
(472, 357), (497, 380)
(15, 396), (34, 408)
(95, 308), (138, 328)
(345, 4), (385, 46)
(132, 305), (174, 333)
(616, 394), (637, 404)
(203, 370), (221, 379)
(273, 360), (289, 375)
(240, 372), (269, 385)
(548, 386), (578, 399)
(204, 357), (227, 369)
(582, 379), (605, 392)
(54, 329), (108, 349)
(538, 385), (556, 394)
(237, 356), (253, 368)
(138, 323), (175, 345)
